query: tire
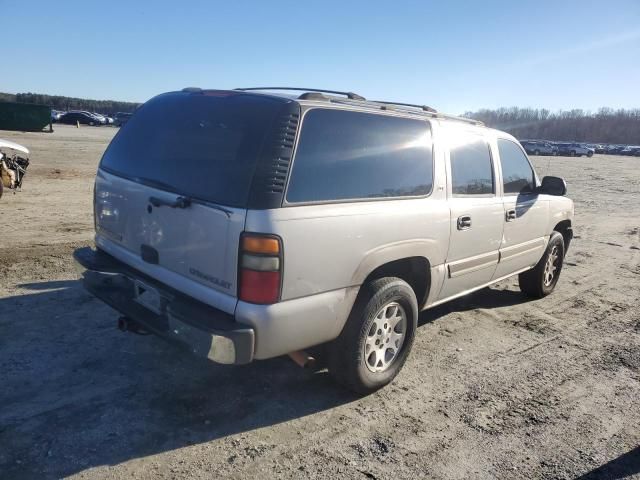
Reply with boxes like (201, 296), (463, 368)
(587, 151), (593, 157)
(327, 277), (418, 395)
(519, 232), (565, 298)
(569, 150), (576, 157)
(534, 149), (540, 155)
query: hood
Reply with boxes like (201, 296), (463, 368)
(0, 139), (29, 155)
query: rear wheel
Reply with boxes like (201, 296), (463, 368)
(327, 277), (418, 395)
(519, 232), (564, 298)
(587, 151), (593, 157)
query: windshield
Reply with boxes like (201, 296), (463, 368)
(100, 92), (283, 207)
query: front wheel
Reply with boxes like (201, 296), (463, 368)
(587, 151), (593, 157)
(519, 232), (565, 298)
(327, 277), (418, 394)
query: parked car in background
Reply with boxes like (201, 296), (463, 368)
(114, 112), (133, 127)
(520, 140), (558, 156)
(58, 111), (105, 126)
(606, 145), (627, 155)
(51, 110), (65, 122)
(555, 142), (594, 157)
(593, 144), (606, 154)
(91, 113), (113, 125)
(620, 146), (640, 156)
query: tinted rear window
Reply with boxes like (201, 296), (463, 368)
(286, 109), (433, 203)
(100, 92), (282, 207)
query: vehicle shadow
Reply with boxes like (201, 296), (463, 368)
(0, 279), (533, 479)
(418, 286), (528, 326)
(0, 280), (358, 479)
(574, 446), (640, 479)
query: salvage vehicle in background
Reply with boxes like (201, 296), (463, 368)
(51, 109), (65, 122)
(620, 146), (640, 156)
(58, 111), (105, 126)
(520, 140), (558, 156)
(605, 145), (626, 155)
(555, 142), (594, 157)
(114, 112), (133, 127)
(0, 139), (30, 200)
(75, 87), (574, 394)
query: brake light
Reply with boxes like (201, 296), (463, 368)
(239, 233), (282, 304)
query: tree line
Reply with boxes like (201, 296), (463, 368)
(464, 107), (640, 145)
(0, 92), (140, 114)
(2, 92), (638, 144)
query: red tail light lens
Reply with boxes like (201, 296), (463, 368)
(238, 233), (282, 304)
(239, 270), (280, 304)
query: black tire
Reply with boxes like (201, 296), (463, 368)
(327, 277), (418, 395)
(519, 232), (565, 298)
(534, 149), (540, 155)
(569, 150), (576, 157)
(587, 151), (593, 157)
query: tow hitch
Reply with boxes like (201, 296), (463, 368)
(117, 316), (150, 335)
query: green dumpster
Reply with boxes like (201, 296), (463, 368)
(0, 102), (51, 132)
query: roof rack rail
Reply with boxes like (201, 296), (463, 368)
(235, 87), (366, 101)
(372, 100), (437, 113)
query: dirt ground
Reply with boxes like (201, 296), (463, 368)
(0, 124), (638, 480)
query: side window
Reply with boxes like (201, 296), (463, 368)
(498, 139), (536, 195)
(286, 109), (433, 203)
(449, 135), (494, 195)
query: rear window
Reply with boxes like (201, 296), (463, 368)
(286, 109), (433, 203)
(100, 92), (282, 207)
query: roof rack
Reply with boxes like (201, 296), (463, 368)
(235, 87), (366, 101)
(372, 100), (437, 113)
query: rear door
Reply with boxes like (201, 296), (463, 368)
(438, 128), (504, 300)
(94, 91), (285, 313)
(493, 138), (549, 279)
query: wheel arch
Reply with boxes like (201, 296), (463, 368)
(553, 219), (573, 253)
(360, 256), (431, 309)
(350, 240), (442, 310)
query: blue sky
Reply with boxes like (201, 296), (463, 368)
(2, 0), (639, 114)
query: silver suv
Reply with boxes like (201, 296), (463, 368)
(75, 87), (574, 393)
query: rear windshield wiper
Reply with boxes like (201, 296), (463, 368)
(132, 176), (233, 217)
(148, 194), (233, 217)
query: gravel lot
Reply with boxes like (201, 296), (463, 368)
(0, 125), (638, 479)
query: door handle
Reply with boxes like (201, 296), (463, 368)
(506, 209), (517, 222)
(457, 215), (472, 230)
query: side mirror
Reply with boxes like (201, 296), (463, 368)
(540, 176), (567, 196)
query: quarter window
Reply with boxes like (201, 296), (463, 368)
(285, 109), (433, 203)
(498, 139), (536, 195)
(449, 135), (494, 195)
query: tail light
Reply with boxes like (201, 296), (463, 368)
(238, 233), (282, 304)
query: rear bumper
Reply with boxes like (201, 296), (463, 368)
(73, 247), (255, 364)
